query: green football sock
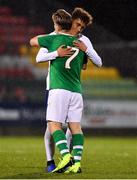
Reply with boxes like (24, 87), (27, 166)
(53, 130), (69, 157)
(72, 134), (84, 163)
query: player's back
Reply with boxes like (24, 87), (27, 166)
(38, 34), (85, 93)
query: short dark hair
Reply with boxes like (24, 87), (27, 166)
(52, 9), (72, 30)
(72, 7), (93, 26)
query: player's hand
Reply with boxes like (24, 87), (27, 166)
(57, 45), (73, 57)
(73, 40), (87, 52)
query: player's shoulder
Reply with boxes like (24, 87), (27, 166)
(78, 34), (93, 46)
(46, 32), (60, 39)
(79, 34), (91, 41)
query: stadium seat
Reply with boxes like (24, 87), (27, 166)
(0, 15), (11, 24)
(0, 68), (34, 79)
(81, 64), (120, 80)
(0, 27), (8, 35)
(28, 26), (45, 35)
(10, 27), (27, 35)
(0, 6), (12, 15)
(0, 44), (6, 54)
(0, 6), (45, 55)
(0, 16), (28, 25)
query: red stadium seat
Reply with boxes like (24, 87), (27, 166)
(0, 6), (45, 54)
(28, 26), (45, 35)
(0, 7), (12, 15)
(10, 26), (27, 35)
(0, 16), (11, 24)
(0, 16), (28, 25)
(0, 68), (34, 79)
(0, 34), (27, 44)
(0, 44), (6, 54)
(12, 35), (27, 44)
(0, 27), (7, 35)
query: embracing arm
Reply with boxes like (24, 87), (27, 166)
(30, 34), (48, 47)
(30, 35), (59, 62)
(30, 35), (73, 63)
(74, 36), (102, 67)
(85, 43), (102, 67)
(36, 46), (72, 63)
(36, 48), (58, 63)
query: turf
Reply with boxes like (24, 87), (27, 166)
(0, 136), (137, 179)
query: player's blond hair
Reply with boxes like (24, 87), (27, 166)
(52, 9), (72, 30)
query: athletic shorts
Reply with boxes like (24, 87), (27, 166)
(46, 89), (83, 123)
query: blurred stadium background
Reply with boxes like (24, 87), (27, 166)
(0, 0), (137, 136)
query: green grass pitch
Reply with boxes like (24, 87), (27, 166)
(0, 136), (137, 179)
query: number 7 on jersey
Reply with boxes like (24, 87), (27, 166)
(65, 47), (79, 69)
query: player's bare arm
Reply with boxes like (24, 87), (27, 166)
(30, 34), (48, 47)
(30, 36), (39, 47)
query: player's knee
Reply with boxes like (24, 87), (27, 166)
(68, 122), (82, 134)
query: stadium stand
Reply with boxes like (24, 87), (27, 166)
(0, 5), (46, 83)
(0, 5), (137, 101)
(0, 6), (45, 55)
(0, 6), (11, 15)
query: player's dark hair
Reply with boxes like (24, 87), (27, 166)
(72, 7), (93, 26)
(52, 9), (72, 30)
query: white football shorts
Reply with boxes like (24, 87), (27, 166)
(46, 89), (83, 123)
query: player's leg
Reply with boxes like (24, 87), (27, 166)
(44, 127), (56, 172)
(65, 128), (72, 151)
(65, 92), (84, 173)
(65, 122), (84, 173)
(48, 121), (72, 173)
(46, 89), (73, 172)
(44, 89), (56, 172)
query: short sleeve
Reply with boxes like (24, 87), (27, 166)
(38, 35), (55, 49)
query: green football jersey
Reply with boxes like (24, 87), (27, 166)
(38, 34), (85, 93)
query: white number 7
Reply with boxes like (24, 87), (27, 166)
(65, 47), (79, 69)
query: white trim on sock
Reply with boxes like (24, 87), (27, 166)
(73, 145), (83, 149)
(60, 149), (69, 154)
(74, 156), (81, 160)
(56, 140), (67, 146)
